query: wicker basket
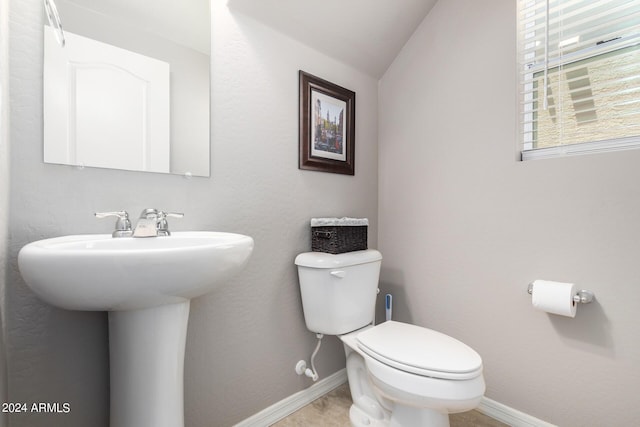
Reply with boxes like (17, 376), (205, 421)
(311, 225), (367, 254)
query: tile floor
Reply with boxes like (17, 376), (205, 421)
(271, 384), (507, 427)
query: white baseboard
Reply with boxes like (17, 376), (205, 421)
(234, 368), (348, 427)
(477, 397), (557, 427)
(235, 370), (555, 427)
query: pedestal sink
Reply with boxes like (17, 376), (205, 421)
(18, 232), (254, 427)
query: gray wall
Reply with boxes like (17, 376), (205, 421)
(1, 0), (10, 425)
(378, 1), (640, 426)
(7, 1), (378, 426)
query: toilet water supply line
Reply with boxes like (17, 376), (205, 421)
(295, 333), (323, 381)
(295, 293), (392, 380)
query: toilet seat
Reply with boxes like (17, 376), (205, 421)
(356, 321), (483, 380)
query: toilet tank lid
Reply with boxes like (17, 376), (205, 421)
(295, 249), (382, 268)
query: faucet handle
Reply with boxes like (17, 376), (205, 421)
(156, 211), (184, 236)
(95, 211), (132, 238)
(159, 211), (184, 219)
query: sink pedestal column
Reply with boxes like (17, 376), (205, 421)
(109, 301), (190, 427)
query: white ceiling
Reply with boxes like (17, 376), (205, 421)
(63, 0), (210, 54)
(227, 0), (438, 78)
(58, 0), (437, 76)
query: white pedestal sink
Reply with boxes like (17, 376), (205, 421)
(18, 232), (254, 427)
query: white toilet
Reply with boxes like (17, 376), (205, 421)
(295, 249), (485, 427)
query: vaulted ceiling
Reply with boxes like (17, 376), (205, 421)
(227, 0), (439, 78)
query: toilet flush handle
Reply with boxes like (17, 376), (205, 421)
(330, 270), (346, 278)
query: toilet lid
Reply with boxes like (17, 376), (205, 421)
(356, 321), (483, 380)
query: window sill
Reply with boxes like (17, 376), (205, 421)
(521, 136), (640, 161)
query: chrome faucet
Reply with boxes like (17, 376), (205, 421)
(95, 211), (133, 238)
(133, 209), (184, 237)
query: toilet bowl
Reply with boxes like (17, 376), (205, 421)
(295, 250), (485, 427)
(341, 322), (484, 427)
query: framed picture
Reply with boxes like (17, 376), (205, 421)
(299, 71), (355, 175)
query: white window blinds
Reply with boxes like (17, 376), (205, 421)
(518, 0), (640, 160)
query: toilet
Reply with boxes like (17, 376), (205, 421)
(295, 249), (485, 427)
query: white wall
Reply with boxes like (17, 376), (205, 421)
(7, 0), (378, 426)
(378, 1), (640, 426)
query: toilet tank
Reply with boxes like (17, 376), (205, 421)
(295, 249), (382, 335)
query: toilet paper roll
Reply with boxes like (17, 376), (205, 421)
(531, 280), (577, 318)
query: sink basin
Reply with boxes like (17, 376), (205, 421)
(18, 231), (254, 427)
(18, 231), (254, 311)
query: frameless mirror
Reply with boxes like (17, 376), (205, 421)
(43, 0), (210, 177)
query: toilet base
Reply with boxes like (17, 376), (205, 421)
(350, 403), (449, 427)
(344, 344), (451, 427)
(389, 404), (449, 427)
(349, 404), (389, 427)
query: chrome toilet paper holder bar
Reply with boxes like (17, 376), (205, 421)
(527, 283), (595, 304)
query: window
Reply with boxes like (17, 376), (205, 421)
(518, 0), (640, 160)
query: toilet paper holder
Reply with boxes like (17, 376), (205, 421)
(527, 283), (594, 304)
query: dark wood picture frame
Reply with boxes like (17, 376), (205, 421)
(299, 70), (355, 175)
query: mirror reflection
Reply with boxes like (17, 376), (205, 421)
(43, 0), (210, 177)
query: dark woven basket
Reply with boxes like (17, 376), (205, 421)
(311, 225), (367, 254)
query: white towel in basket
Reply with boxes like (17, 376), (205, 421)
(310, 217), (369, 227)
